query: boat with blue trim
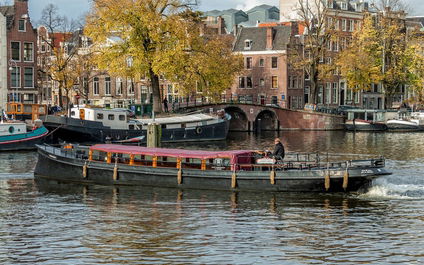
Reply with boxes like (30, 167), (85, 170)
(0, 120), (49, 151)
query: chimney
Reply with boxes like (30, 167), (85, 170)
(14, 0), (29, 17)
(266, 27), (274, 50)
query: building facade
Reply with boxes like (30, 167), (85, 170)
(231, 25), (304, 109)
(0, 0), (38, 105)
(0, 11), (7, 111)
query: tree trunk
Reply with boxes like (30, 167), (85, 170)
(310, 62), (319, 105)
(149, 68), (162, 114)
(58, 82), (63, 108)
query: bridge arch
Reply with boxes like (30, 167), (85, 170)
(225, 106), (249, 131)
(255, 109), (278, 131)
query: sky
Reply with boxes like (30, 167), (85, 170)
(24, 0), (424, 24)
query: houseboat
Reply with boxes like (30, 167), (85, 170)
(42, 107), (230, 143)
(344, 109), (388, 131)
(0, 119), (49, 151)
(34, 144), (391, 192)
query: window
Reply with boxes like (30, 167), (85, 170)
(259, 78), (265, 86)
(23, 43), (33, 62)
(244, 40), (252, 50)
(271, 57), (278, 68)
(239, 77), (245, 88)
(108, 114), (115, 120)
(333, 39), (339, 52)
(97, 113), (104, 119)
(342, 19), (347, 31)
(325, 83), (331, 104)
(259, 58), (265, 67)
(349, 20), (354, 32)
(11, 42), (20, 61)
(11, 67), (20, 88)
(332, 82), (338, 104)
(246, 77), (252, 88)
(127, 78), (134, 94)
(105, 76), (111, 95)
(18, 19), (25, 31)
(93, 77), (99, 95)
(24, 67), (33, 87)
(116, 77), (122, 95)
(327, 40), (332, 51)
(271, 76), (278, 89)
(341, 2), (348, 10)
(246, 57), (252, 69)
(119, 115), (125, 121)
(335, 19), (340, 30)
(318, 85), (323, 104)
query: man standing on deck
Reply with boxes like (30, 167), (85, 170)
(272, 138), (285, 160)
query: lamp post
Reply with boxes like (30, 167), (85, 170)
(8, 59), (18, 103)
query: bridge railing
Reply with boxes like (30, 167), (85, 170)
(171, 95), (291, 112)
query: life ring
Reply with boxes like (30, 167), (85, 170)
(195, 126), (203, 134)
(8, 126), (14, 134)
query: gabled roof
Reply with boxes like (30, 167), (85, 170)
(233, 26), (291, 52)
(246, 4), (279, 13)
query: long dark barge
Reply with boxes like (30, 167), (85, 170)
(42, 107), (229, 143)
(34, 144), (391, 192)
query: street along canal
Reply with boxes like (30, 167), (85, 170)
(0, 131), (423, 264)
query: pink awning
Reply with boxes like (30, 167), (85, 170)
(90, 144), (253, 163)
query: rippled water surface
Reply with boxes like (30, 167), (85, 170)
(1, 131), (424, 264)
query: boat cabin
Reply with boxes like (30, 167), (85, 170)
(346, 109), (386, 122)
(70, 107), (133, 130)
(6, 103), (47, 121)
(0, 122), (27, 136)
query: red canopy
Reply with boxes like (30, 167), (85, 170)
(90, 144), (253, 163)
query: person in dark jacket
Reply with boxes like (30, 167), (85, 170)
(272, 138), (285, 160)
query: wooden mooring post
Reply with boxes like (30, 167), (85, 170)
(147, 123), (161, 148)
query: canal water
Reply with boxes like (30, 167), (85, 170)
(0, 131), (423, 264)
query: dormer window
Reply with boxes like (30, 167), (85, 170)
(341, 2), (348, 10)
(18, 19), (26, 32)
(244, 39), (252, 50)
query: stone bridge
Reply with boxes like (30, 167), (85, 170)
(176, 103), (345, 132)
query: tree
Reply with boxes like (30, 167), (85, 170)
(337, 16), (383, 97)
(85, 0), (243, 113)
(38, 4), (79, 112)
(291, 0), (338, 105)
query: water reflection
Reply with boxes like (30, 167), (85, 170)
(32, 179), (419, 264)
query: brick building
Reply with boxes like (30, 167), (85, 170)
(231, 24), (304, 109)
(0, 0), (38, 105)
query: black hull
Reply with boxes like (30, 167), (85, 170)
(42, 115), (229, 143)
(345, 123), (387, 131)
(0, 136), (46, 151)
(34, 146), (390, 192)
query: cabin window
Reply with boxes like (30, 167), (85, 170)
(161, 124), (167, 129)
(108, 114), (115, 120)
(181, 123), (186, 128)
(129, 124), (135, 130)
(71, 111), (75, 116)
(97, 113), (104, 119)
(119, 115), (125, 121)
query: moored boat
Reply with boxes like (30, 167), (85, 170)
(386, 119), (420, 131)
(42, 107), (230, 143)
(344, 109), (387, 131)
(34, 144), (391, 192)
(0, 120), (49, 151)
